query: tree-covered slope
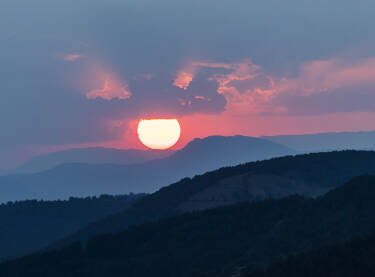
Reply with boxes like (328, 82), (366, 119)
(58, 151), (375, 246)
(0, 194), (144, 260)
(2, 175), (375, 277)
(245, 233), (375, 277)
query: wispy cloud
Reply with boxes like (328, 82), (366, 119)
(173, 63), (200, 91)
(287, 57), (375, 96)
(194, 95), (211, 101)
(173, 71), (195, 90)
(189, 60), (283, 115)
(178, 98), (192, 106)
(63, 54), (81, 62)
(85, 76), (131, 100)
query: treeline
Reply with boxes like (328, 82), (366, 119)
(0, 194), (140, 206)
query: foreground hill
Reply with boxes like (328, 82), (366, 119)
(3, 175), (375, 277)
(0, 194), (144, 260)
(55, 150), (375, 249)
(245, 232), (375, 277)
(0, 136), (295, 202)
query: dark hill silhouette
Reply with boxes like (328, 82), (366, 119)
(245, 232), (375, 277)
(0, 136), (295, 202)
(3, 175), (375, 277)
(0, 194), (144, 261)
(53, 151), (375, 249)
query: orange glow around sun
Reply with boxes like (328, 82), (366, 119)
(137, 119), (181, 150)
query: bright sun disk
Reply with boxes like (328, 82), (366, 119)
(137, 119), (181, 150)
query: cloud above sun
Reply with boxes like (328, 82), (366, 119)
(85, 77), (131, 100)
(67, 54), (375, 126)
(173, 71), (195, 90)
(189, 57), (375, 115)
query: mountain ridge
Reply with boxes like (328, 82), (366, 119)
(2, 147), (174, 175)
(263, 130), (375, 153)
(0, 136), (296, 202)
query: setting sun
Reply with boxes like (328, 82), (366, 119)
(137, 119), (181, 150)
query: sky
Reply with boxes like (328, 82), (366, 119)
(1, 0), (375, 169)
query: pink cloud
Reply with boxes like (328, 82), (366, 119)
(192, 61), (234, 69)
(63, 54), (81, 62)
(178, 95), (211, 107)
(194, 95), (211, 101)
(173, 60), (278, 114)
(195, 60), (284, 115)
(289, 57), (375, 95)
(187, 57), (375, 116)
(86, 76), (131, 100)
(173, 71), (195, 90)
(178, 98), (192, 106)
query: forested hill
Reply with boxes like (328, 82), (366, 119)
(56, 151), (375, 247)
(245, 233), (375, 277)
(2, 175), (375, 277)
(0, 194), (145, 260)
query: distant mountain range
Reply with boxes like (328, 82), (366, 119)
(0, 136), (295, 202)
(2, 148), (174, 175)
(4, 130), (375, 177)
(3, 174), (375, 277)
(2, 130), (374, 176)
(0, 194), (145, 260)
(263, 130), (375, 153)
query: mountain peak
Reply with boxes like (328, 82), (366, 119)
(179, 135), (294, 155)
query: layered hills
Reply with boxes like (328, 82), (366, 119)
(0, 136), (295, 202)
(2, 175), (375, 277)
